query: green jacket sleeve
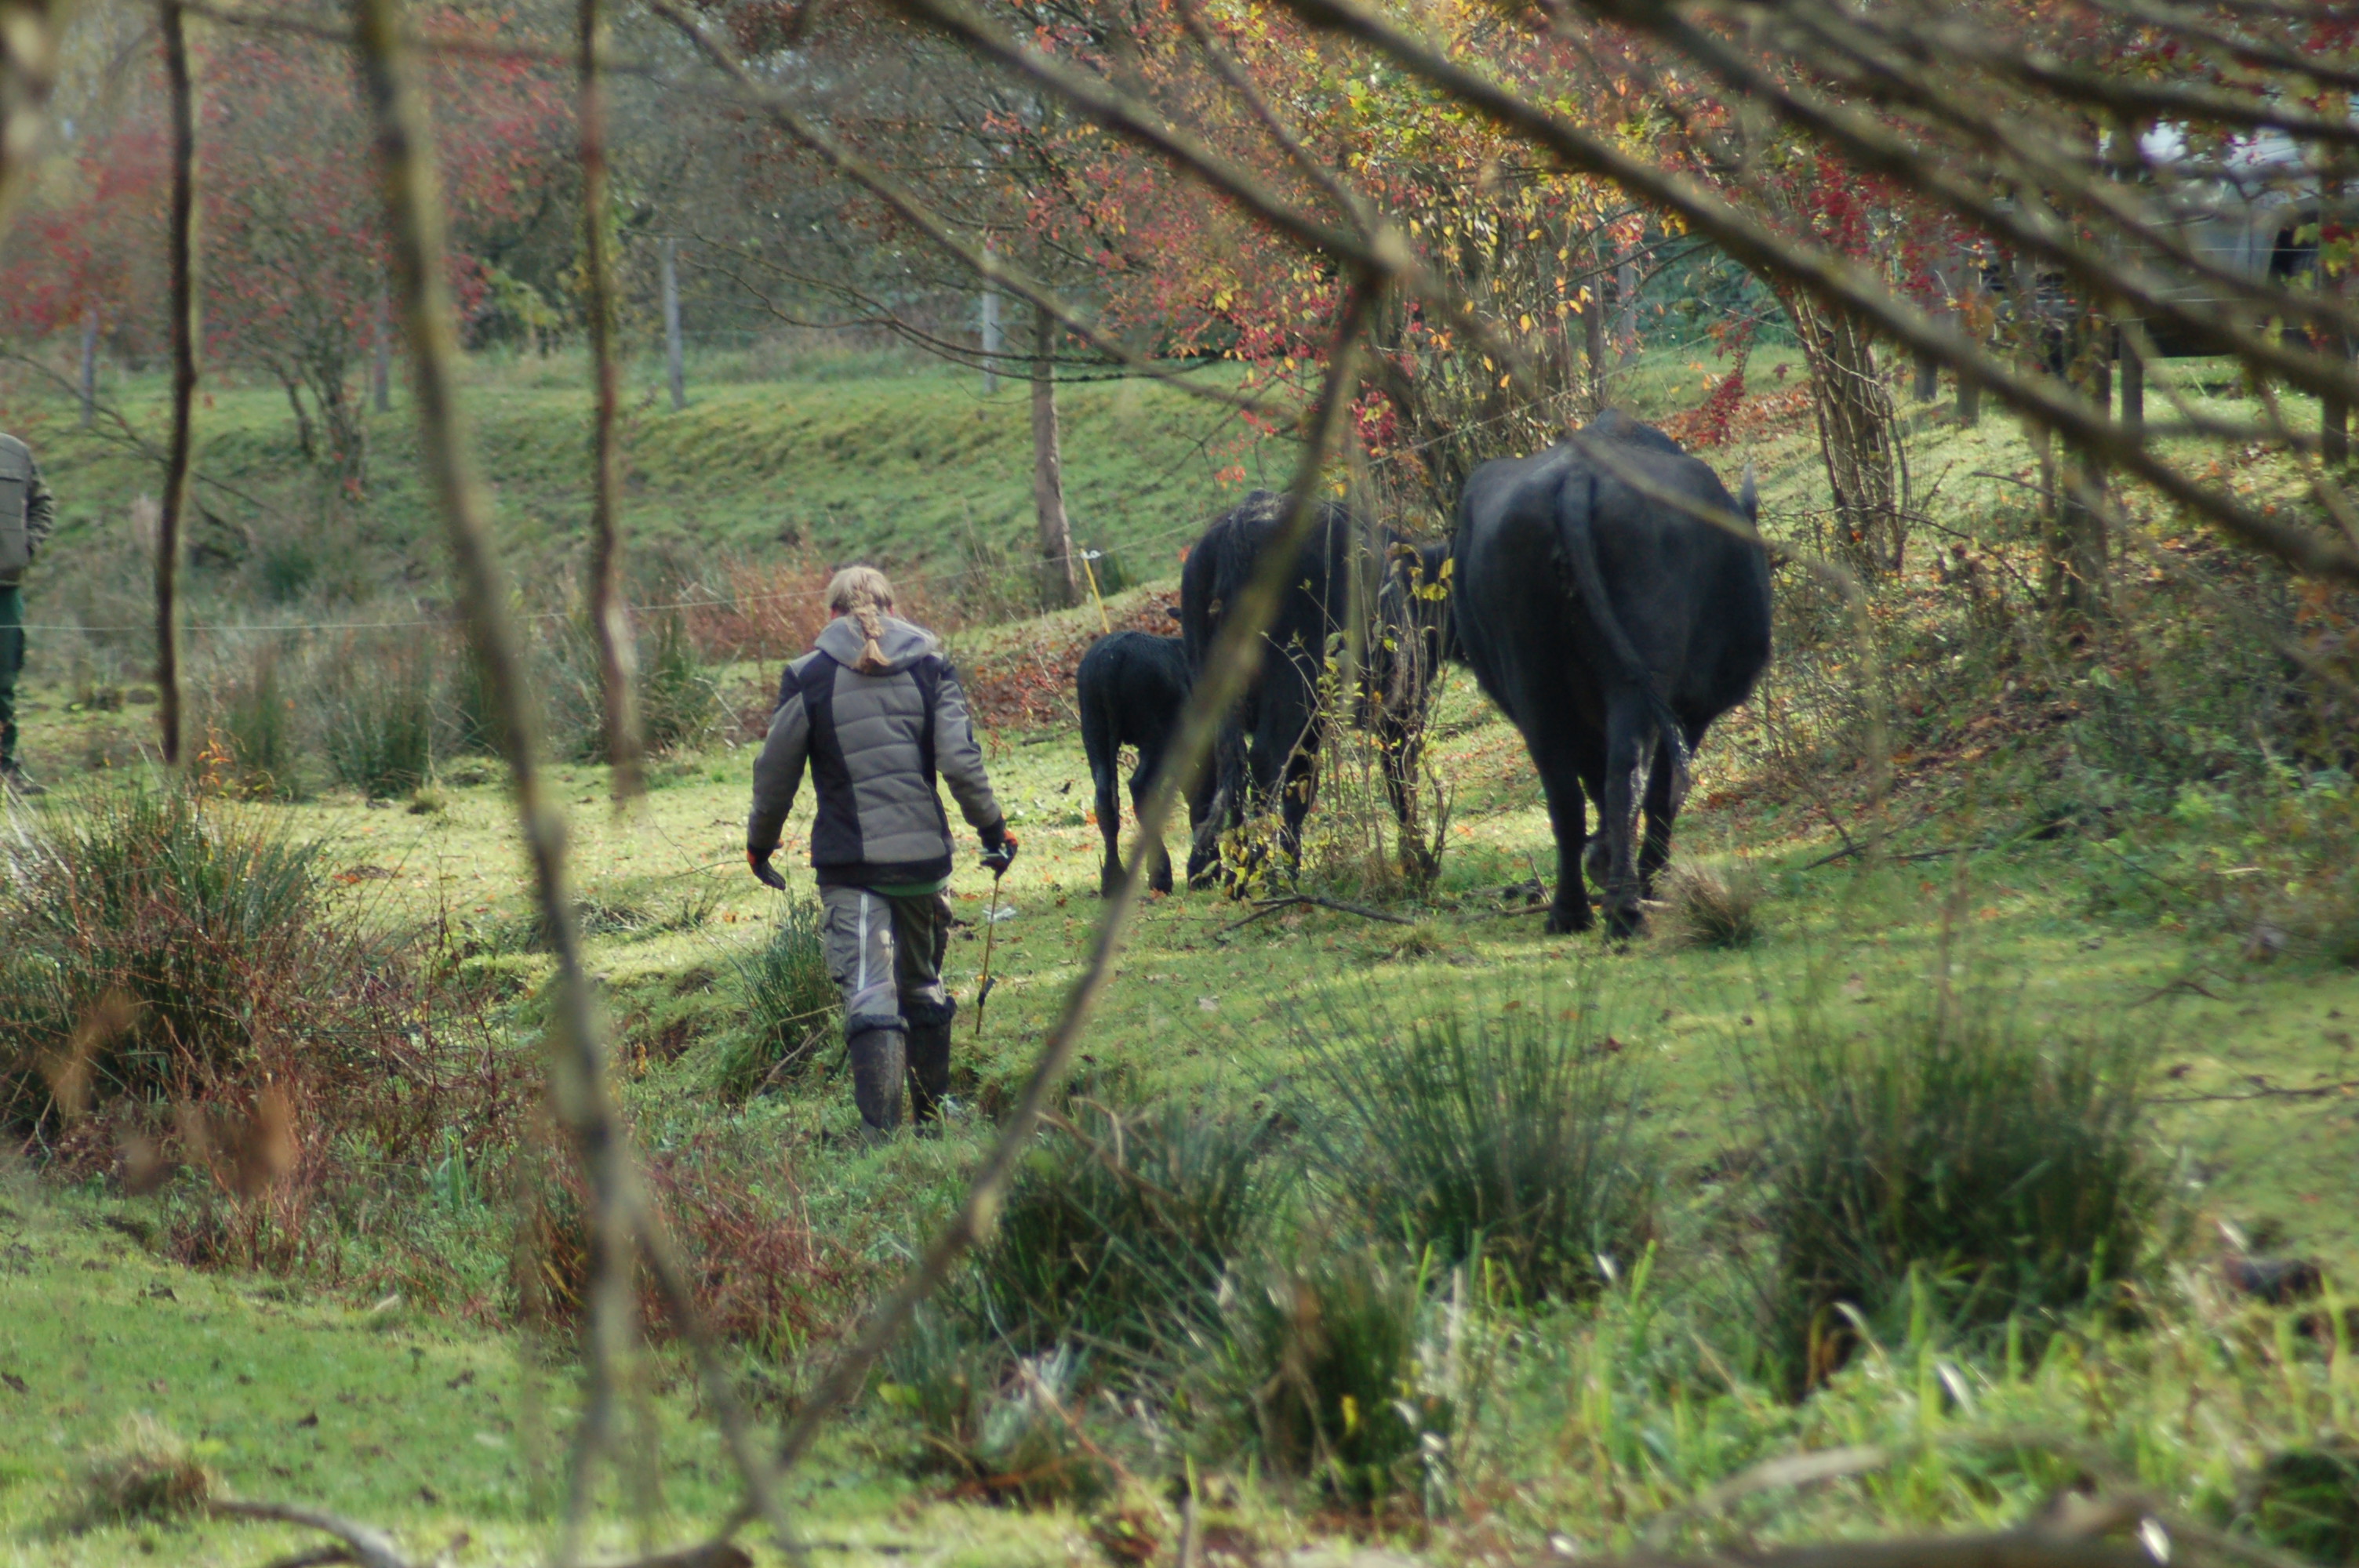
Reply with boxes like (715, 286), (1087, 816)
(24, 458), (52, 557)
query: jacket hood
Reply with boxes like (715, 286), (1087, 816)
(816, 613), (937, 675)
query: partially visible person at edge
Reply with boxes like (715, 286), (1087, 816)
(0, 429), (56, 797)
(745, 566), (1016, 1141)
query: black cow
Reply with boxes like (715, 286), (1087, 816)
(1453, 411), (1771, 936)
(1179, 491), (1452, 887)
(1076, 630), (1203, 896)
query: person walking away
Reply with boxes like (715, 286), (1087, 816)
(0, 430), (56, 797)
(745, 566), (1017, 1140)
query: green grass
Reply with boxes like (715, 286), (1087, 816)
(9, 347), (1263, 610)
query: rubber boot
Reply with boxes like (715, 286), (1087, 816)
(848, 1027), (907, 1141)
(905, 1000), (955, 1132)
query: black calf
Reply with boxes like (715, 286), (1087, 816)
(1075, 630), (1200, 895)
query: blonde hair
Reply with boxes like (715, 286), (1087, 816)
(826, 565), (896, 673)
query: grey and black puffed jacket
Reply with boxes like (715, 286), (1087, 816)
(746, 615), (1005, 887)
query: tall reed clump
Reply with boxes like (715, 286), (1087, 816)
(1297, 985), (1656, 1301)
(1211, 1246), (1459, 1508)
(205, 651), (306, 799)
(1745, 966), (2165, 1388)
(321, 634), (436, 797)
(972, 1097), (1279, 1366)
(0, 789), (431, 1151)
(547, 610), (718, 764)
(712, 898), (838, 1098)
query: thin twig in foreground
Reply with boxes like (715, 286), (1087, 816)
(697, 277), (1385, 1559)
(343, 0), (792, 1554)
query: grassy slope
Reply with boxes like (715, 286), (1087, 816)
(7, 354), (2359, 1563)
(9, 350), (1263, 595)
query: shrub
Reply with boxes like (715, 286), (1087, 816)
(1657, 859), (1765, 949)
(876, 1312), (1117, 1508)
(0, 789), (345, 1113)
(551, 611), (718, 764)
(1212, 1246), (1455, 1508)
(529, 1134), (845, 1360)
(712, 898), (838, 1098)
(322, 637), (435, 797)
(1296, 987), (1655, 1301)
(206, 653), (306, 799)
(1746, 967), (2165, 1388)
(972, 1096), (1278, 1366)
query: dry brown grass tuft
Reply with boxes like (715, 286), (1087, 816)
(75, 1416), (215, 1526)
(1657, 859), (1766, 949)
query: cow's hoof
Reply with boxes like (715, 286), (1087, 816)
(1605, 906), (1648, 940)
(1545, 903), (1594, 935)
(1149, 873), (1175, 897)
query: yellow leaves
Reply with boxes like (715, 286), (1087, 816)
(1518, 313), (1532, 332)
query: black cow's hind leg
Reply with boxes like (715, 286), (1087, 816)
(1636, 730), (1692, 898)
(1094, 757), (1125, 898)
(1131, 771), (1174, 894)
(1529, 726), (1594, 935)
(1188, 728), (1250, 889)
(1598, 692), (1656, 937)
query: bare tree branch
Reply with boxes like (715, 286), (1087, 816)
(1272, 0), (2359, 586)
(155, 0), (198, 766)
(343, 1), (795, 1558)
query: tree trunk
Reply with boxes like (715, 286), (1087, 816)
(980, 264), (1002, 396)
(1583, 282), (1607, 413)
(79, 303), (98, 427)
(1912, 344), (1939, 403)
(1030, 313), (1078, 609)
(661, 237), (686, 412)
(372, 279), (393, 412)
(1786, 291), (1903, 578)
(2118, 325), (2143, 435)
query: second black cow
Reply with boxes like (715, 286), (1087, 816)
(1454, 412), (1772, 936)
(1075, 630), (1201, 896)
(1179, 491), (1451, 888)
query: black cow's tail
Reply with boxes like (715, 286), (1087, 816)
(1554, 467), (1693, 797)
(1078, 661), (1117, 789)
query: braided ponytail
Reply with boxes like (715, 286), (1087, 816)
(825, 565), (896, 673)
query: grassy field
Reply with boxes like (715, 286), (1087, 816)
(4, 350), (2357, 1566)
(1, 344), (1264, 617)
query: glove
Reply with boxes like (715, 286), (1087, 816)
(980, 827), (1019, 876)
(749, 848), (789, 890)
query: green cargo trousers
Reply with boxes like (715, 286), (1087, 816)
(820, 883), (954, 1035)
(0, 584), (23, 772)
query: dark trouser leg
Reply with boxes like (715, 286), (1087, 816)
(892, 891), (957, 1127)
(0, 584), (23, 773)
